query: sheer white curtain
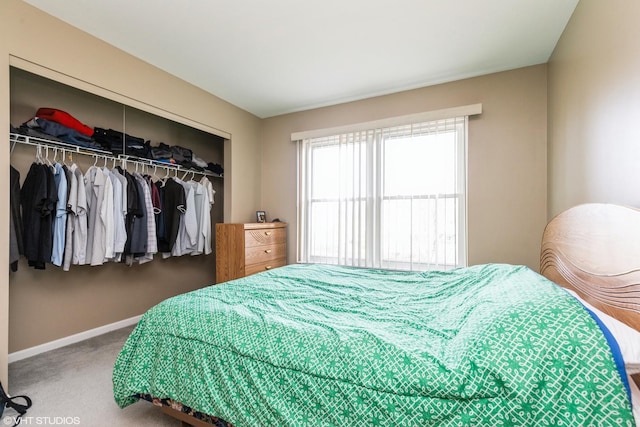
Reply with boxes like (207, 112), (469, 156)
(297, 116), (467, 271)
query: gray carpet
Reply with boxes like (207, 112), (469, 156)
(7, 326), (179, 426)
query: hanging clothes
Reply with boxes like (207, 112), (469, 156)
(156, 178), (186, 254)
(71, 165), (88, 266)
(21, 163), (57, 270)
(121, 169), (142, 257)
(10, 166), (24, 272)
(51, 163), (68, 267)
(12, 142), (217, 270)
(84, 165), (111, 266)
(168, 177), (197, 258)
(109, 168), (128, 260)
(188, 180), (211, 256)
(124, 171), (148, 258)
(101, 167), (115, 261)
(133, 173), (157, 264)
(199, 176), (215, 255)
(62, 164), (78, 271)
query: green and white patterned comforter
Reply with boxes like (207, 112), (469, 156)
(113, 263), (634, 426)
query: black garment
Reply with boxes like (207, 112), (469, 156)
(92, 127), (120, 151)
(156, 178), (185, 253)
(62, 165), (73, 210)
(20, 163), (57, 269)
(93, 128), (149, 158)
(154, 181), (166, 249)
(130, 177), (148, 256)
(117, 170), (147, 255)
(10, 166), (24, 272)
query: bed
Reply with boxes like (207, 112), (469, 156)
(113, 203), (640, 426)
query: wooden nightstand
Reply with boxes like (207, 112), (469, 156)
(215, 222), (287, 283)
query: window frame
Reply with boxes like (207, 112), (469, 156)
(295, 105), (480, 271)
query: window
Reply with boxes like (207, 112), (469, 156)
(297, 115), (468, 271)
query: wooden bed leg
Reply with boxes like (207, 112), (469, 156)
(161, 406), (217, 427)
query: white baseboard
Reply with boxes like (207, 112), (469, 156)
(8, 314), (142, 364)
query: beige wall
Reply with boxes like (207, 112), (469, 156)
(548, 0), (640, 217)
(1, 0), (263, 386)
(261, 65), (548, 273)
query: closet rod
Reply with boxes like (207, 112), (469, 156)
(9, 132), (222, 178)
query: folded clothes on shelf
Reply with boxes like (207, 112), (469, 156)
(22, 117), (103, 149)
(93, 127), (149, 158)
(15, 107), (224, 176)
(206, 162), (224, 176)
(149, 143), (173, 160)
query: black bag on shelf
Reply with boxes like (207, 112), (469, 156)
(0, 381), (32, 427)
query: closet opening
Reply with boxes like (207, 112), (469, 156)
(8, 66), (225, 363)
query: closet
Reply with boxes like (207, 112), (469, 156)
(8, 66), (226, 357)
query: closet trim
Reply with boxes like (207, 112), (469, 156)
(9, 55), (232, 140)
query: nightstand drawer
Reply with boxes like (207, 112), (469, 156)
(245, 243), (286, 264)
(245, 258), (287, 276)
(245, 227), (286, 247)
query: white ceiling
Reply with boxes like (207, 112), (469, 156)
(23, 0), (578, 119)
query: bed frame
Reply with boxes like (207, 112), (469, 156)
(541, 203), (640, 330)
(161, 407), (215, 427)
(540, 203), (640, 388)
(162, 203), (640, 426)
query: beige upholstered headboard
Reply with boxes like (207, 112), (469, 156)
(540, 203), (640, 331)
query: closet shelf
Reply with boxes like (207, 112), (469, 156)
(9, 132), (223, 179)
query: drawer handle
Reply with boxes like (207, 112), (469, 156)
(264, 231), (272, 236)
(264, 249), (272, 254)
(265, 265), (272, 270)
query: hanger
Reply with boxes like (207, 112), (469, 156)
(44, 146), (53, 166)
(159, 165), (171, 186)
(35, 144), (44, 164)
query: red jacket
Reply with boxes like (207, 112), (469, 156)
(35, 108), (94, 137)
